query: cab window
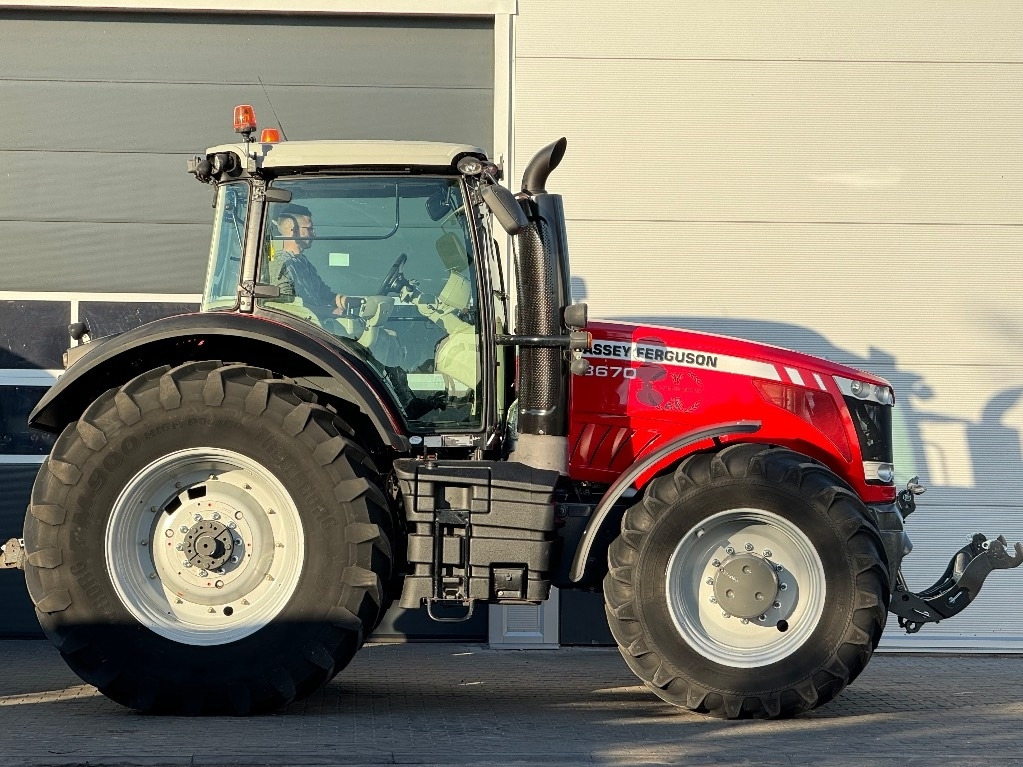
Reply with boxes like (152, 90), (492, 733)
(258, 177), (482, 431)
(201, 183), (248, 311)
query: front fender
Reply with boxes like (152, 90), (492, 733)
(29, 312), (409, 451)
(568, 421), (761, 582)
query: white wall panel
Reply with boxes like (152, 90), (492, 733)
(514, 60), (1022, 224)
(516, 1), (1022, 61)
(515, 1), (1023, 649)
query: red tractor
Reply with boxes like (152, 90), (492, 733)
(4, 107), (1020, 718)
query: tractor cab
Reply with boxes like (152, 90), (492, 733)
(192, 113), (524, 440)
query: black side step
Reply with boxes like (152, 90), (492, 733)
(890, 533), (1023, 633)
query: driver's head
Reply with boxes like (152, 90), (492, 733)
(275, 204), (315, 254)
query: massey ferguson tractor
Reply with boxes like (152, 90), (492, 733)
(3, 106), (1021, 719)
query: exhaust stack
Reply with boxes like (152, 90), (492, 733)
(510, 138), (572, 473)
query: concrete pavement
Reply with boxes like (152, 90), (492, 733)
(1, 640), (1022, 766)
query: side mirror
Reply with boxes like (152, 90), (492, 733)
(482, 184), (529, 235)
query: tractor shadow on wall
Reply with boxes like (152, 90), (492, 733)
(597, 310), (1023, 518)
(569, 270), (1023, 505)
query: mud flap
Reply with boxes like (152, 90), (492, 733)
(890, 533), (1023, 633)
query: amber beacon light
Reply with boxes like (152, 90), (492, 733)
(233, 105), (257, 138)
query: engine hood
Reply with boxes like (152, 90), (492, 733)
(587, 319), (891, 389)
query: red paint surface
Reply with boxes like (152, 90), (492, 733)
(568, 320), (896, 504)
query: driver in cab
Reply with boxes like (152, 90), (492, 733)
(269, 204), (348, 317)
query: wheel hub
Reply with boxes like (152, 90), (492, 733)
(183, 519), (235, 571)
(108, 448), (306, 646)
(712, 553), (779, 619)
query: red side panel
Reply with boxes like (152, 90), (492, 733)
(568, 320), (895, 504)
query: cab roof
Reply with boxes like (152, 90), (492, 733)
(205, 139), (489, 172)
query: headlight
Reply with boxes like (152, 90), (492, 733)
(835, 376), (894, 407)
(863, 461), (895, 484)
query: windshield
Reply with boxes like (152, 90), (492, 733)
(201, 183), (248, 311)
(258, 176), (482, 431)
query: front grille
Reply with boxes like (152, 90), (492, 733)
(843, 397), (893, 463)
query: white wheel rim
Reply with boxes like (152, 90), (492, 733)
(106, 448), (305, 646)
(665, 508), (826, 668)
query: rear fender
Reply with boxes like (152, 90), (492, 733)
(29, 312), (409, 452)
(568, 421), (761, 582)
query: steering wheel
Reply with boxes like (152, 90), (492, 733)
(378, 253), (408, 295)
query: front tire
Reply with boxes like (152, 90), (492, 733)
(23, 362), (393, 714)
(604, 444), (889, 719)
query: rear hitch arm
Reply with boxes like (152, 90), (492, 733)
(890, 533), (1023, 633)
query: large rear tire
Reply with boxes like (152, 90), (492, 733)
(604, 444), (889, 719)
(23, 362), (393, 714)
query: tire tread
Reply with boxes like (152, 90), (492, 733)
(604, 443), (889, 719)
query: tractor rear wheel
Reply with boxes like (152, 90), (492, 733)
(604, 444), (889, 719)
(23, 362), (392, 714)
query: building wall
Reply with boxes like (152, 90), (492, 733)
(513, 1), (1023, 649)
(0, 7), (497, 641)
(3, 2), (1022, 652)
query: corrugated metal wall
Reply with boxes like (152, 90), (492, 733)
(514, 1), (1023, 649)
(1, 10), (494, 294)
(0, 9), (495, 641)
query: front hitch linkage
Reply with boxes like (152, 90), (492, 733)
(890, 533), (1023, 633)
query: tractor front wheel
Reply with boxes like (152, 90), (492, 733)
(604, 444), (889, 719)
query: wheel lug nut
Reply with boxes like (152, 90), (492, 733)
(199, 570), (209, 577)
(779, 583), (788, 591)
(773, 601), (781, 608)
(722, 612), (731, 619)
(758, 615), (767, 621)
(745, 543), (754, 552)
(764, 549), (772, 557)
(175, 543), (184, 551)
(193, 514), (202, 522)
(212, 512), (221, 520)
(230, 556), (240, 564)
(149, 572), (157, 579)
(180, 526), (189, 534)
(709, 596), (717, 604)
(776, 564), (784, 572)
(228, 522), (237, 529)
(740, 618), (749, 625)
(183, 561), (192, 568)
(725, 546), (735, 555)
(711, 559), (721, 568)
(706, 578), (714, 585)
